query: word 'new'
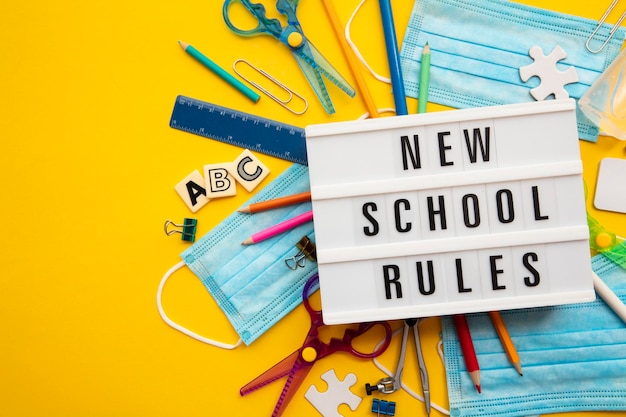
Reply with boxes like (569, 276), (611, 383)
(399, 126), (492, 170)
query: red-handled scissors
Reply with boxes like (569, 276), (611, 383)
(240, 273), (392, 417)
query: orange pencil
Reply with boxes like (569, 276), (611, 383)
(238, 191), (311, 213)
(489, 311), (523, 376)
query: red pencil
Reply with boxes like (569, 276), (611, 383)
(452, 314), (481, 393)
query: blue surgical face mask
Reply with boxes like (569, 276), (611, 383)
(442, 252), (626, 416)
(157, 164), (316, 348)
(400, 0), (626, 142)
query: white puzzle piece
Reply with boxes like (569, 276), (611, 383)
(304, 369), (361, 417)
(519, 45), (579, 101)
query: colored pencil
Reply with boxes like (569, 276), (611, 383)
(378, 0), (408, 116)
(417, 43), (430, 114)
(238, 191), (311, 213)
(321, 0), (380, 118)
(242, 210), (313, 245)
(489, 311), (523, 376)
(452, 314), (481, 393)
(178, 41), (260, 103)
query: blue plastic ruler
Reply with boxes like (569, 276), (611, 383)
(169, 95), (308, 165)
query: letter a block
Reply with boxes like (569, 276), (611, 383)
(175, 170), (210, 213)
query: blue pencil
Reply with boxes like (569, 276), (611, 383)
(378, 0), (408, 116)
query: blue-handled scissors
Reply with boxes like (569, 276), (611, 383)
(240, 273), (392, 417)
(223, 0), (356, 114)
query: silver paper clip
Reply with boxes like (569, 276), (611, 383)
(233, 59), (308, 115)
(586, 0), (626, 53)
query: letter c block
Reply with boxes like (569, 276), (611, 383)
(229, 149), (270, 192)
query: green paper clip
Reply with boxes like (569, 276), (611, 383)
(164, 218), (197, 242)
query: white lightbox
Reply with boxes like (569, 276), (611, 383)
(305, 99), (594, 325)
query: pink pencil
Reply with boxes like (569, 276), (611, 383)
(241, 210), (313, 245)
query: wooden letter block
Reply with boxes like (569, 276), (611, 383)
(175, 170), (210, 213)
(204, 162), (237, 198)
(229, 149), (270, 192)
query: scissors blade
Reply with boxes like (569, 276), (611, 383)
(295, 40), (356, 99)
(240, 350), (300, 396)
(292, 51), (335, 114)
(272, 355), (313, 417)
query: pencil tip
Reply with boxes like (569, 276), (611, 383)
(476, 384), (481, 394)
(423, 43), (430, 53)
(178, 40), (188, 49)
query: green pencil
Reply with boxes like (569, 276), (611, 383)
(178, 41), (260, 103)
(417, 43), (431, 114)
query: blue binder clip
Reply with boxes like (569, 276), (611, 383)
(164, 218), (197, 242)
(372, 398), (396, 416)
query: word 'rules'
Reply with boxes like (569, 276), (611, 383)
(305, 100), (594, 325)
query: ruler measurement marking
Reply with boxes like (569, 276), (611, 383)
(169, 95), (307, 165)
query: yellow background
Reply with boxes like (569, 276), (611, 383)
(1, 0), (625, 416)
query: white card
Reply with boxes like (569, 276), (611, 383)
(594, 158), (626, 213)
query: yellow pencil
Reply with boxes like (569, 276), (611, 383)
(489, 311), (523, 376)
(321, 0), (380, 118)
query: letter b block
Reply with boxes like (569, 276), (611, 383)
(204, 163), (237, 198)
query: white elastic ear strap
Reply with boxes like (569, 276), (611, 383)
(346, 0), (391, 84)
(347, 0), (396, 119)
(156, 261), (243, 350)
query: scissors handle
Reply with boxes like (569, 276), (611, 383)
(276, 0), (300, 26)
(342, 321), (393, 358)
(302, 275), (392, 359)
(223, 0), (283, 37)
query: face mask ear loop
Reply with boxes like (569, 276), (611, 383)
(345, 0), (391, 84)
(156, 261), (243, 350)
